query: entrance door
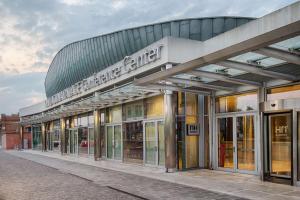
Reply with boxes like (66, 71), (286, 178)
(144, 120), (165, 166)
(217, 114), (256, 173)
(106, 125), (122, 160)
(68, 129), (78, 155)
(269, 113), (292, 178)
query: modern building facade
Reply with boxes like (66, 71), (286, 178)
(20, 2), (300, 186)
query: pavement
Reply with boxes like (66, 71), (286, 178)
(0, 150), (246, 200)
(2, 149), (300, 200)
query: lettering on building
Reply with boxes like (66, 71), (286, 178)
(46, 45), (163, 107)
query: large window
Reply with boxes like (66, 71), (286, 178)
(267, 84), (300, 101)
(32, 125), (42, 150)
(216, 93), (257, 113)
(124, 100), (143, 120)
(108, 106), (122, 123)
(145, 95), (164, 118)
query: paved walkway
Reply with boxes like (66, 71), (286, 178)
(1, 150), (245, 200)
(8, 150), (300, 200)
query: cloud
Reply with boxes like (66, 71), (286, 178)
(0, 0), (298, 114)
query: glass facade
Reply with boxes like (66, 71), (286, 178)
(267, 84), (300, 100)
(216, 93), (257, 113)
(32, 125), (42, 150)
(176, 92), (200, 169)
(123, 121), (143, 164)
(236, 116), (255, 171)
(218, 117), (234, 169)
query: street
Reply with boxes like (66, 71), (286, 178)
(0, 150), (246, 200)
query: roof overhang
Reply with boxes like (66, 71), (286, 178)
(133, 2), (300, 96)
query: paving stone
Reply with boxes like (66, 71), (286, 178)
(0, 150), (247, 200)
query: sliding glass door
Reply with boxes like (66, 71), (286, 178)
(217, 114), (256, 173)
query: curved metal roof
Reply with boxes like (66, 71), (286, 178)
(45, 17), (254, 97)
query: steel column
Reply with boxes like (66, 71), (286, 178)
(60, 118), (66, 154)
(164, 90), (177, 172)
(94, 109), (101, 160)
(258, 86), (266, 181)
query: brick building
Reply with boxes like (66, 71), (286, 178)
(0, 114), (31, 150)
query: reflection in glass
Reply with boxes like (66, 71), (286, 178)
(145, 95), (164, 118)
(145, 122), (156, 164)
(158, 121), (165, 166)
(114, 125), (122, 160)
(270, 114), (291, 177)
(32, 126), (42, 150)
(218, 117), (233, 169)
(186, 93), (199, 168)
(68, 129), (78, 155)
(216, 93), (257, 113)
(89, 128), (94, 156)
(236, 116), (255, 171)
(123, 121), (143, 164)
(125, 101), (144, 120)
(267, 84), (300, 101)
(78, 128), (88, 156)
(108, 106), (122, 123)
(107, 126), (113, 159)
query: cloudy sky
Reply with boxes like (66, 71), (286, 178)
(0, 0), (298, 114)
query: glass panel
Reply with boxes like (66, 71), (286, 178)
(176, 116), (185, 170)
(100, 126), (106, 157)
(236, 116), (255, 171)
(145, 122), (156, 165)
(79, 116), (88, 127)
(270, 114), (291, 177)
(267, 84), (300, 101)
(158, 121), (165, 166)
(32, 126), (42, 150)
(178, 92), (185, 115)
(218, 117), (234, 169)
(78, 127), (88, 156)
(216, 93), (257, 113)
(89, 128), (94, 156)
(114, 125), (122, 160)
(88, 114), (94, 126)
(123, 121), (143, 164)
(186, 93), (199, 168)
(69, 129), (78, 155)
(107, 126), (113, 159)
(125, 100), (144, 120)
(53, 120), (60, 152)
(145, 95), (164, 118)
(108, 106), (122, 123)
(204, 116), (210, 168)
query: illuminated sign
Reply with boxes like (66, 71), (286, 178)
(46, 45), (163, 107)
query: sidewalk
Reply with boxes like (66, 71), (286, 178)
(9, 150), (300, 200)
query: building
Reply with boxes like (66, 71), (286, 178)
(19, 2), (300, 186)
(0, 114), (31, 150)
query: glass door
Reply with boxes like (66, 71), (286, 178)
(88, 128), (94, 156)
(68, 129), (78, 155)
(114, 125), (122, 160)
(145, 122), (156, 165)
(269, 113), (292, 178)
(218, 117), (234, 169)
(106, 125), (122, 160)
(144, 120), (165, 166)
(217, 114), (256, 173)
(107, 126), (113, 159)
